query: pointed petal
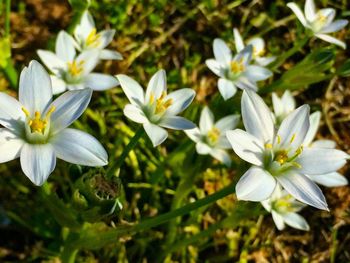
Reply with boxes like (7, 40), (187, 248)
(226, 129), (264, 166)
(199, 106), (214, 133)
(233, 28), (245, 52)
(283, 212), (310, 231)
(196, 141), (212, 154)
(247, 38), (265, 53)
(124, 104), (148, 124)
(37, 50), (66, 75)
(272, 92), (284, 118)
(116, 74), (145, 106)
(254, 56), (276, 66)
(99, 49), (123, 60)
(50, 88), (92, 134)
(84, 73), (119, 91)
(205, 59), (224, 77)
(210, 148), (231, 166)
(236, 166), (276, 201)
(320, 20), (348, 34)
(242, 90), (274, 143)
(184, 127), (201, 143)
(19, 60), (53, 114)
(213, 38), (232, 64)
(304, 0), (316, 22)
(76, 50), (99, 75)
(98, 29), (116, 49)
(145, 69), (167, 102)
(74, 11), (95, 41)
(298, 148), (348, 175)
(55, 31), (76, 62)
(51, 128), (108, 166)
(20, 143), (56, 186)
(303, 111), (320, 145)
(308, 172), (348, 187)
(315, 33), (346, 49)
(311, 139), (336, 148)
(215, 114), (240, 132)
(287, 2), (307, 27)
(0, 92), (25, 133)
(50, 75), (67, 95)
(276, 172), (328, 210)
(233, 45), (253, 66)
(159, 116), (195, 130)
(281, 90), (296, 113)
(165, 88), (195, 115)
(245, 65), (272, 81)
(218, 78), (237, 101)
(0, 129), (24, 163)
(277, 105), (310, 148)
(235, 77), (258, 91)
(272, 211), (286, 230)
(143, 123), (168, 147)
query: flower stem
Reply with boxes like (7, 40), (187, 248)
(106, 126), (145, 177)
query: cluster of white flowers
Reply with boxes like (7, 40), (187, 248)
(0, 0), (348, 232)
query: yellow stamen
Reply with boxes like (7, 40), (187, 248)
(207, 127), (221, 144)
(22, 107), (30, 117)
(275, 150), (288, 165)
(265, 143), (273, 149)
(290, 133), (296, 143)
(230, 59), (245, 74)
(153, 92), (173, 114)
(86, 28), (101, 48)
(24, 106), (56, 134)
(277, 135), (281, 144)
(67, 60), (85, 77)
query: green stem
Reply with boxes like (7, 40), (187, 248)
(3, 61), (18, 88)
(270, 36), (310, 71)
(106, 126), (144, 177)
(61, 245), (78, 263)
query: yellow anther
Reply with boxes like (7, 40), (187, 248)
(153, 92), (173, 114)
(275, 150), (288, 165)
(46, 106), (56, 118)
(290, 133), (296, 143)
(265, 143), (273, 149)
(230, 59), (245, 74)
(67, 60), (85, 77)
(207, 127), (221, 144)
(21, 107), (30, 117)
(295, 145), (303, 155)
(277, 135), (281, 144)
(86, 28), (101, 47)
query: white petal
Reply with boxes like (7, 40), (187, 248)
(55, 31), (76, 62)
(205, 59), (224, 77)
(116, 74), (145, 106)
(287, 2), (307, 27)
(226, 129), (264, 166)
(233, 28), (245, 52)
(247, 38), (265, 53)
(76, 50), (99, 75)
(281, 90), (296, 113)
(37, 50), (66, 75)
(145, 69), (167, 103)
(50, 88), (92, 134)
(320, 20), (348, 34)
(236, 166), (276, 201)
(218, 78), (237, 101)
(19, 60), (52, 114)
(272, 92), (284, 118)
(245, 65), (272, 81)
(315, 33), (346, 49)
(235, 77), (257, 91)
(143, 123), (168, 147)
(199, 106), (214, 133)
(304, 0), (316, 22)
(308, 172), (348, 187)
(74, 11), (95, 41)
(124, 104), (148, 124)
(271, 211), (286, 230)
(184, 127), (201, 143)
(51, 128), (108, 166)
(98, 29), (116, 49)
(241, 90), (275, 143)
(254, 56), (276, 66)
(303, 111), (320, 145)
(50, 75), (67, 95)
(215, 114), (240, 132)
(283, 212), (310, 231)
(66, 84), (85, 91)
(196, 142), (212, 154)
(213, 38), (232, 65)
(210, 148), (231, 166)
(311, 139), (336, 148)
(298, 148), (348, 175)
(99, 49), (123, 60)
(84, 73), (119, 91)
(0, 92), (25, 133)
(165, 88), (195, 116)
(276, 105), (310, 149)
(20, 143), (56, 186)
(159, 116), (195, 130)
(233, 45), (252, 66)
(0, 129), (24, 163)
(276, 171), (328, 210)
(318, 8), (336, 27)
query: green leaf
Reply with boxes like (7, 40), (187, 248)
(337, 59), (350, 77)
(0, 37), (11, 68)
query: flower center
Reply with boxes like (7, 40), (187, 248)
(273, 194), (295, 213)
(150, 92), (173, 115)
(86, 28), (101, 48)
(311, 13), (328, 31)
(230, 60), (245, 74)
(67, 60), (84, 77)
(207, 127), (220, 145)
(22, 106), (55, 135)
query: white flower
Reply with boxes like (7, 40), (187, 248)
(116, 70), (196, 147)
(272, 91), (349, 187)
(37, 30), (119, 94)
(287, 0), (348, 49)
(261, 185), (310, 231)
(0, 61), (108, 186)
(206, 40), (272, 100)
(185, 106), (239, 166)
(233, 28), (276, 66)
(74, 11), (123, 60)
(226, 90), (349, 210)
